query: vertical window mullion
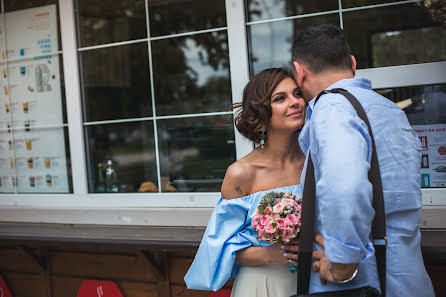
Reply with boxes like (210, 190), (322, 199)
(59, 0), (88, 194)
(225, 0), (253, 160)
(145, 0), (162, 192)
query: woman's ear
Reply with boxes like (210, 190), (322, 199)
(351, 55), (357, 76)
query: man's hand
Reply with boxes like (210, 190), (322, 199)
(312, 234), (359, 284)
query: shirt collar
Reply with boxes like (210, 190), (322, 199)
(306, 77), (371, 119)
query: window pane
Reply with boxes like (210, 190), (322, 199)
(157, 116), (236, 192)
(86, 121), (157, 193)
(376, 83), (446, 188)
(341, 0), (390, 8)
(80, 43), (152, 122)
(343, 3), (446, 69)
(0, 4), (72, 194)
(148, 0), (226, 37)
(151, 32), (232, 116)
(247, 13), (340, 75)
(76, 0), (147, 47)
(245, 0), (338, 22)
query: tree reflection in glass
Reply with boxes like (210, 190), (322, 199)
(151, 32), (232, 116)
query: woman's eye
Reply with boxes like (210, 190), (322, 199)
(273, 96), (285, 102)
(293, 90), (302, 98)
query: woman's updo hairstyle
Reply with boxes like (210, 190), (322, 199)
(232, 68), (293, 144)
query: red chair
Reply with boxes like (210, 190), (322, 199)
(0, 276), (13, 297)
(209, 290), (231, 297)
(76, 280), (124, 297)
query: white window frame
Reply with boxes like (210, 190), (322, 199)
(0, 0), (444, 229)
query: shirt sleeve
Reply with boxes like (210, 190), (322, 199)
(310, 94), (375, 264)
(184, 197), (266, 291)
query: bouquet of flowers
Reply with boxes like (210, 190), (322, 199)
(251, 191), (302, 243)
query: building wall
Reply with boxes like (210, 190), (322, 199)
(0, 244), (444, 297)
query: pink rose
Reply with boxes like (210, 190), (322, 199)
(257, 223), (265, 231)
(282, 198), (294, 206)
(277, 218), (287, 229)
(257, 230), (269, 241)
(265, 206), (272, 215)
(265, 222), (277, 234)
(286, 214), (298, 226)
(260, 215), (270, 226)
(272, 213), (280, 221)
(273, 202), (284, 214)
(294, 203), (302, 212)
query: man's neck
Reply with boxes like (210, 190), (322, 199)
(307, 70), (354, 100)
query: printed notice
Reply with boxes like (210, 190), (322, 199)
(0, 5), (69, 193)
(413, 124), (446, 188)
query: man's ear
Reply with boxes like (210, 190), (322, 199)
(351, 55), (357, 76)
(293, 61), (306, 87)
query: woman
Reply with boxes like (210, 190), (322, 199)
(184, 68), (306, 297)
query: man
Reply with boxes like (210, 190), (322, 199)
(292, 24), (435, 296)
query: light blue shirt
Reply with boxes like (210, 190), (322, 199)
(299, 78), (435, 296)
(184, 184), (302, 291)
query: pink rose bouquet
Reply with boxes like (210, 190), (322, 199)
(251, 191), (302, 243)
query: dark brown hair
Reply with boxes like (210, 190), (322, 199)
(232, 68), (293, 143)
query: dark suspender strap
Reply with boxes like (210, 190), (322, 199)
(295, 88), (386, 297)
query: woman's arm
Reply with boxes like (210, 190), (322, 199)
(235, 240), (300, 266)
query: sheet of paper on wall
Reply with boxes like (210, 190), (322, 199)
(0, 4), (69, 193)
(412, 124), (446, 188)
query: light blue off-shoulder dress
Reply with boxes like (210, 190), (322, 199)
(184, 184), (302, 296)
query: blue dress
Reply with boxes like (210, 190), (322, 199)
(184, 184), (302, 292)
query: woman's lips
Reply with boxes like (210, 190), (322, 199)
(287, 111), (302, 118)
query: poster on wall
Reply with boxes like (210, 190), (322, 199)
(413, 124), (446, 188)
(0, 4), (69, 193)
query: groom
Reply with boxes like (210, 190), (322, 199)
(291, 24), (435, 297)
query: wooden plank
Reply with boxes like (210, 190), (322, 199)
(1, 272), (42, 297)
(171, 285), (212, 297)
(50, 251), (158, 282)
(0, 247), (41, 273)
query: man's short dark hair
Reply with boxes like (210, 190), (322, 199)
(291, 24), (352, 73)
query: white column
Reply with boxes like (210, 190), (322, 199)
(58, 0), (88, 194)
(225, 0), (254, 160)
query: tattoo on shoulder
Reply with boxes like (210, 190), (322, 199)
(235, 185), (243, 195)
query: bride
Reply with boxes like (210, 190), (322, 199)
(184, 68), (307, 297)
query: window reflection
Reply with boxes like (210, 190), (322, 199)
(247, 14), (340, 75)
(86, 121), (157, 193)
(157, 116), (236, 192)
(343, 3), (446, 68)
(245, 0), (338, 22)
(80, 43), (152, 122)
(148, 0), (226, 37)
(151, 32), (232, 116)
(76, 0), (146, 47)
(376, 83), (446, 189)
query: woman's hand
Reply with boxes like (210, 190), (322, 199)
(282, 238), (299, 266)
(235, 239), (299, 266)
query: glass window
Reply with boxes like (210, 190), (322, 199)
(341, 0), (390, 8)
(343, 3), (446, 69)
(76, 0), (147, 47)
(157, 116), (236, 192)
(80, 43), (152, 122)
(148, 0), (227, 37)
(245, 0), (338, 23)
(78, 0), (234, 193)
(0, 2), (72, 193)
(86, 121), (157, 193)
(247, 13), (340, 75)
(151, 32), (232, 116)
(376, 83), (446, 188)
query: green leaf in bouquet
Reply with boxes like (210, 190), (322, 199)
(258, 204), (266, 214)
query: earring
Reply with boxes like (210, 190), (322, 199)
(260, 128), (266, 149)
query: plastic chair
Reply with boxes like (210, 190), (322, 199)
(76, 280), (124, 297)
(209, 290), (231, 297)
(0, 276), (13, 297)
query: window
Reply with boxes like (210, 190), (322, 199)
(76, 0), (236, 193)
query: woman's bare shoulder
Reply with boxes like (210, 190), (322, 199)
(221, 158), (255, 200)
